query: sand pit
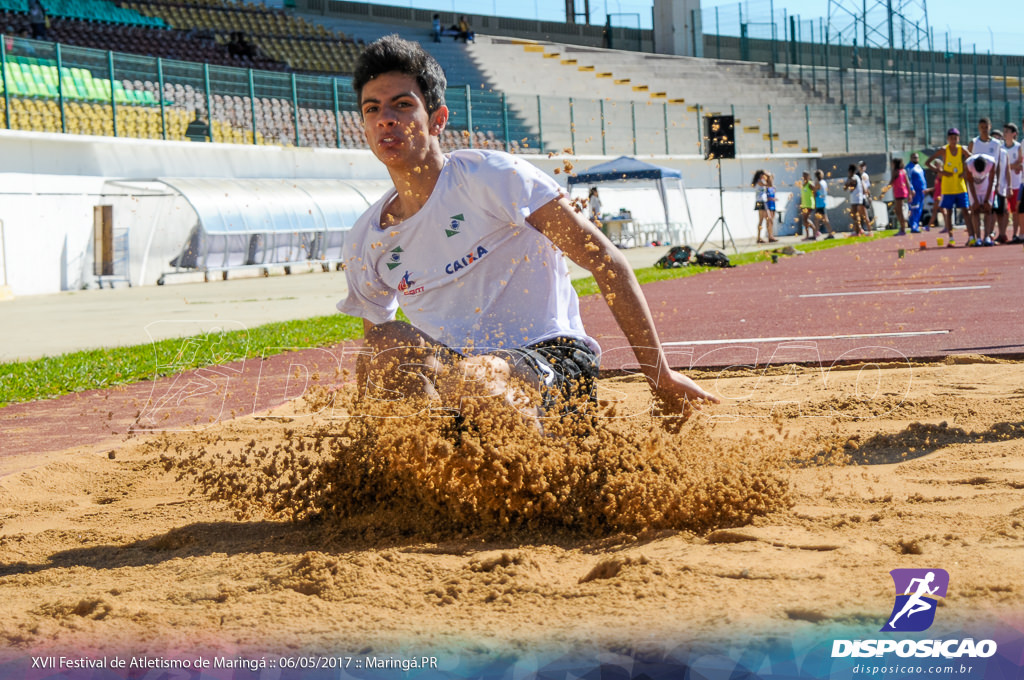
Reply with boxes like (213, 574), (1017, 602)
(1, 359), (1022, 662)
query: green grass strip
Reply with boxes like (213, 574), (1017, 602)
(0, 314), (364, 408)
(0, 231), (891, 408)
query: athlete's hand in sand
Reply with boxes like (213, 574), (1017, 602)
(649, 369), (719, 418)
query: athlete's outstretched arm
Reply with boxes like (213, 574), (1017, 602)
(527, 196), (719, 413)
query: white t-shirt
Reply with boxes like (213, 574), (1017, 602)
(995, 146), (1009, 196)
(965, 153), (996, 201)
(971, 136), (1001, 161)
(848, 174), (864, 204)
(1002, 141), (1022, 192)
(338, 149), (598, 355)
(589, 193), (601, 221)
(860, 170), (871, 196)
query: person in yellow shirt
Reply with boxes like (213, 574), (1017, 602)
(926, 128), (972, 243)
(798, 171), (816, 239)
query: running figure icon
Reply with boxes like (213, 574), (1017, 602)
(888, 571), (939, 628)
(882, 568), (949, 632)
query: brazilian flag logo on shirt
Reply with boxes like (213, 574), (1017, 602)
(386, 246), (404, 270)
(446, 214), (465, 238)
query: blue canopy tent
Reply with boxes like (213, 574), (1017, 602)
(567, 156), (694, 245)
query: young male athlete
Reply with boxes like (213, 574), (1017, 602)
(926, 128), (972, 242)
(965, 153), (997, 246)
(338, 35), (717, 423)
(967, 118), (1000, 244)
(998, 124), (1021, 243)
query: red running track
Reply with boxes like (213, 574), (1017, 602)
(583, 236), (1024, 372)
(2, 237), (1021, 459)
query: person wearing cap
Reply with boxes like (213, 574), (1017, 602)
(858, 161), (874, 231)
(926, 128), (972, 243)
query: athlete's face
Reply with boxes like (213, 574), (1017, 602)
(360, 71), (448, 170)
(948, 133), (959, 146)
(978, 121), (990, 138)
(1005, 127), (1017, 144)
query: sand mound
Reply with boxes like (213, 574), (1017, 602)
(163, 386), (793, 538)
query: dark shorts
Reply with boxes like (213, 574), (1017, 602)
(993, 196), (1006, 215)
(814, 207), (827, 216)
(754, 201), (767, 211)
(494, 337), (599, 412)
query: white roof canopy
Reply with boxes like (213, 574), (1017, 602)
(159, 177), (389, 235)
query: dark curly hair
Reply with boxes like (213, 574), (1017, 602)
(353, 35), (447, 115)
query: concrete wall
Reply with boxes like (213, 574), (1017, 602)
(0, 129), (825, 297)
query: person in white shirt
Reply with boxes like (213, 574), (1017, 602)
(965, 153), (997, 246)
(1000, 123), (1022, 243)
(845, 164), (868, 236)
(968, 118), (1001, 242)
(858, 160), (873, 231)
(587, 186), (602, 226)
(340, 35), (717, 426)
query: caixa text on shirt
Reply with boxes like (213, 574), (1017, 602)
(445, 246), (489, 275)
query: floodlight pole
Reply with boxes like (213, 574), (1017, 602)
(697, 159), (738, 253)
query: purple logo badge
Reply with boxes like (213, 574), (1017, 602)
(881, 569), (949, 632)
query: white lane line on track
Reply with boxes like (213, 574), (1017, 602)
(798, 285), (990, 298)
(662, 330), (950, 347)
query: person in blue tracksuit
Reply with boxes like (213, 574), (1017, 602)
(906, 152), (928, 233)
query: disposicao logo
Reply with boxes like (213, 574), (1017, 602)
(831, 569), (997, 660)
(882, 569), (948, 632)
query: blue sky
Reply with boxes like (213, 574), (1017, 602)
(699, 0), (1019, 55)
(410, 0), (1020, 56)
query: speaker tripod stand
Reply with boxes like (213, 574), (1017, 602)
(696, 158), (737, 253)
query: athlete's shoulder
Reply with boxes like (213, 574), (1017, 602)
(447, 148), (522, 173)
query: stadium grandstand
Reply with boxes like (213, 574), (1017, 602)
(1, 0), (1020, 153)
